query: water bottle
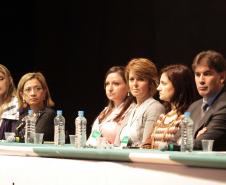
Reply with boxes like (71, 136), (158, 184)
(25, 110), (36, 143)
(180, 112), (194, 152)
(54, 110), (65, 146)
(75, 110), (87, 148)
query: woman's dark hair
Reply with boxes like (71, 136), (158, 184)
(160, 64), (196, 114)
(98, 66), (133, 123)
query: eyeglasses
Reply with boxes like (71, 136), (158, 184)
(23, 86), (43, 94)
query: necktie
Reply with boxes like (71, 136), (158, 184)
(201, 103), (209, 117)
(203, 103), (209, 111)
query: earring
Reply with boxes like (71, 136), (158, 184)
(127, 92), (130, 96)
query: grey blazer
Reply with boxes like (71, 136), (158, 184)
(114, 97), (165, 147)
(188, 86), (226, 151)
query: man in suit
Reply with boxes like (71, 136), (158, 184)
(188, 50), (226, 151)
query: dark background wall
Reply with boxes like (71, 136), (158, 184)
(1, 0), (226, 135)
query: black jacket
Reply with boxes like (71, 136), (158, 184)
(16, 107), (55, 142)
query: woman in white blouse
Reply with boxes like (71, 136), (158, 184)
(86, 66), (134, 147)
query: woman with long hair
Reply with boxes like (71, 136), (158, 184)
(142, 64), (197, 149)
(0, 64), (19, 139)
(86, 66), (134, 147)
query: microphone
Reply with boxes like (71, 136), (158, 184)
(159, 143), (181, 151)
(16, 121), (26, 131)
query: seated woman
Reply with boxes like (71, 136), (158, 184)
(115, 58), (165, 147)
(86, 66), (134, 147)
(0, 64), (19, 139)
(15, 72), (55, 142)
(142, 64), (196, 149)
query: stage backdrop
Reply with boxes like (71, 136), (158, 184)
(1, 0), (226, 139)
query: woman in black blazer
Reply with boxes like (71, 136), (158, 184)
(15, 72), (55, 142)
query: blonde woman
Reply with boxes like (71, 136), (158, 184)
(15, 72), (55, 142)
(0, 64), (19, 139)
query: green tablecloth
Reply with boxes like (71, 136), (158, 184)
(169, 152), (226, 169)
(0, 142), (226, 169)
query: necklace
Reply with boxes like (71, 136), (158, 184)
(157, 111), (179, 126)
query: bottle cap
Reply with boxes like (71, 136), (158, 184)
(184, 112), (191, 117)
(78, 111), (84, 117)
(28, 109), (33, 115)
(57, 110), (62, 115)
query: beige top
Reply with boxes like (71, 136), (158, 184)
(117, 97), (165, 147)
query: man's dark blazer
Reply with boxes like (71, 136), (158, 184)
(188, 85), (226, 151)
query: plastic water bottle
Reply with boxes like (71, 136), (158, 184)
(75, 110), (87, 148)
(54, 110), (65, 146)
(25, 110), (36, 143)
(180, 112), (194, 152)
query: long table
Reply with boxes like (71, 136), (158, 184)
(0, 143), (226, 185)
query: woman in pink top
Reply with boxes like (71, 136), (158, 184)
(86, 66), (134, 147)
